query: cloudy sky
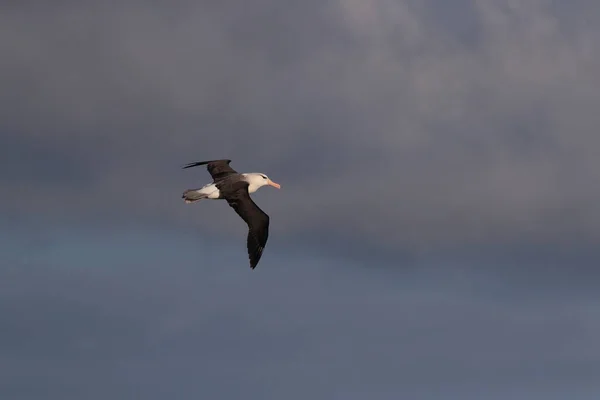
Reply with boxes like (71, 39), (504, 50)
(2, 0), (600, 398)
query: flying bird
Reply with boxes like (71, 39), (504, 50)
(181, 159), (281, 269)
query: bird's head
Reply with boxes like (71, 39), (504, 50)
(243, 173), (281, 192)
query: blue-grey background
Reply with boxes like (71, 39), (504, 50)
(2, 1), (600, 398)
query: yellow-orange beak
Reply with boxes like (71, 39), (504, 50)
(267, 179), (281, 189)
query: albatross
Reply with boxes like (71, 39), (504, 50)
(181, 159), (281, 269)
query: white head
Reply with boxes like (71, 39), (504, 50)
(242, 173), (281, 193)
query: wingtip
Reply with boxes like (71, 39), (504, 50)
(182, 159), (233, 170)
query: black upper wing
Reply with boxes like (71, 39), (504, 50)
(182, 159), (238, 182)
(223, 181), (270, 270)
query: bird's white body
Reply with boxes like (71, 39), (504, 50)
(183, 173), (276, 203)
(194, 183), (221, 199)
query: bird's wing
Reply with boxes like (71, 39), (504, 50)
(223, 181), (270, 269)
(182, 159), (238, 182)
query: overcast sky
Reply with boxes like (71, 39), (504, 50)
(2, 0), (600, 399)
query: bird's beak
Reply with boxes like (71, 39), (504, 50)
(267, 179), (281, 189)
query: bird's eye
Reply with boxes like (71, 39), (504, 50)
(262, 176), (267, 179)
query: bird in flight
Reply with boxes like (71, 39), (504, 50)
(181, 159), (281, 270)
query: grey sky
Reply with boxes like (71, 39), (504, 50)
(2, 0), (599, 251)
(2, 0), (600, 398)
(2, 229), (600, 399)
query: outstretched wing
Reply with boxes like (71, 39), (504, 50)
(223, 181), (270, 269)
(182, 159), (238, 182)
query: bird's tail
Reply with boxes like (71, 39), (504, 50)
(182, 189), (208, 204)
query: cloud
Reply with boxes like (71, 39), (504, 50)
(1, 0), (599, 253)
